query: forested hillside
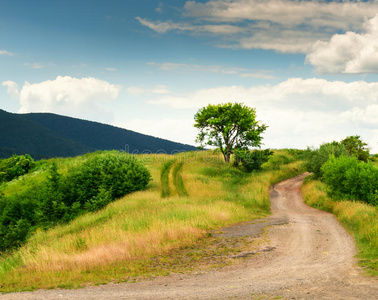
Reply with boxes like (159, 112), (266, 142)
(0, 110), (197, 159)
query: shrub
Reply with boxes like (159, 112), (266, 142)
(233, 149), (273, 172)
(304, 142), (349, 179)
(321, 155), (378, 206)
(0, 154), (35, 183)
(62, 153), (151, 207)
(0, 153), (151, 253)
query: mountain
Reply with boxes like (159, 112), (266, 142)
(0, 110), (197, 159)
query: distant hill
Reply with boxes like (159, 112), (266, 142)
(0, 110), (197, 159)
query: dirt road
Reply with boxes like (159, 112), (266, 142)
(3, 174), (377, 299)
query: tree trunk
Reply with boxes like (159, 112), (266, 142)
(224, 152), (231, 163)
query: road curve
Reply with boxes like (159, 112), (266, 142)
(3, 174), (377, 299)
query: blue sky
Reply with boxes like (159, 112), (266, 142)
(1, 0), (378, 152)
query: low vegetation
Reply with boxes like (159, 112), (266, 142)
(302, 180), (378, 276)
(0, 154), (36, 184)
(322, 155), (378, 206)
(0, 152), (151, 253)
(0, 149), (304, 292)
(302, 136), (377, 275)
(303, 136), (377, 207)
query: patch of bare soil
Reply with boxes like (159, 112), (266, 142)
(3, 173), (377, 299)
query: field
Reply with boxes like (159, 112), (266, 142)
(0, 150), (304, 292)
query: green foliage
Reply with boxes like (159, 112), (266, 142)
(194, 103), (267, 163)
(38, 163), (67, 226)
(0, 153), (151, 253)
(303, 141), (349, 179)
(0, 186), (40, 252)
(341, 135), (370, 162)
(233, 149), (273, 172)
(0, 154), (35, 183)
(321, 155), (378, 206)
(84, 185), (113, 212)
(62, 154), (151, 206)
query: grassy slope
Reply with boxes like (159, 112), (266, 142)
(0, 150), (304, 292)
(302, 161), (378, 276)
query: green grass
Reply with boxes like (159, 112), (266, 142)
(302, 179), (378, 276)
(172, 162), (188, 197)
(0, 149), (305, 292)
(160, 160), (175, 198)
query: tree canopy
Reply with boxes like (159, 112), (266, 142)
(194, 103), (267, 162)
(341, 135), (370, 162)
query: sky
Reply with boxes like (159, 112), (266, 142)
(1, 0), (378, 153)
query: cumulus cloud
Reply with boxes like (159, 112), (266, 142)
(2, 81), (19, 99)
(137, 0), (378, 53)
(307, 14), (378, 73)
(145, 78), (378, 152)
(148, 78), (378, 110)
(3, 76), (121, 122)
(340, 105), (378, 126)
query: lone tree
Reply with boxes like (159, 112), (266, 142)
(194, 102), (267, 163)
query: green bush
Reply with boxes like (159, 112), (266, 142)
(304, 142), (349, 179)
(233, 149), (273, 172)
(62, 154), (151, 207)
(0, 153), (151, 253)
(321, 155), (378, 206)
(0, 187), (39, 252)
(0, 154), (35, 183)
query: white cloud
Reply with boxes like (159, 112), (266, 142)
(340, 105), (378, 126)
(0, 50), (14, 56)
(239, 73), (275, 80)
(148, 78), (378, 110)
(137, 0), (378, 53)
(237, 28), (327, 53)
(144, 78), (378, 152)
(2, 81), (19, 99)
(116, 118), (196, 147)
(106, 67), (117, 71)
(184, 0), (376, 29)
(127, 84), (170, 96)
(307, 15), (378, 73)
(24, 62), (54, 69)
(3, 76), (121, 122)
(148, 62), (275, 79)
(136, 17), (244, 35)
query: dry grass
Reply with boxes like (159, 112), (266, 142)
(0, 150), (305, 292)
(302, 179), (378, 276)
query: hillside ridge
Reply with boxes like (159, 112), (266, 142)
(0, 109), (197, 159)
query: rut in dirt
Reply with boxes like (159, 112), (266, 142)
(2, 173), (377, 299)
